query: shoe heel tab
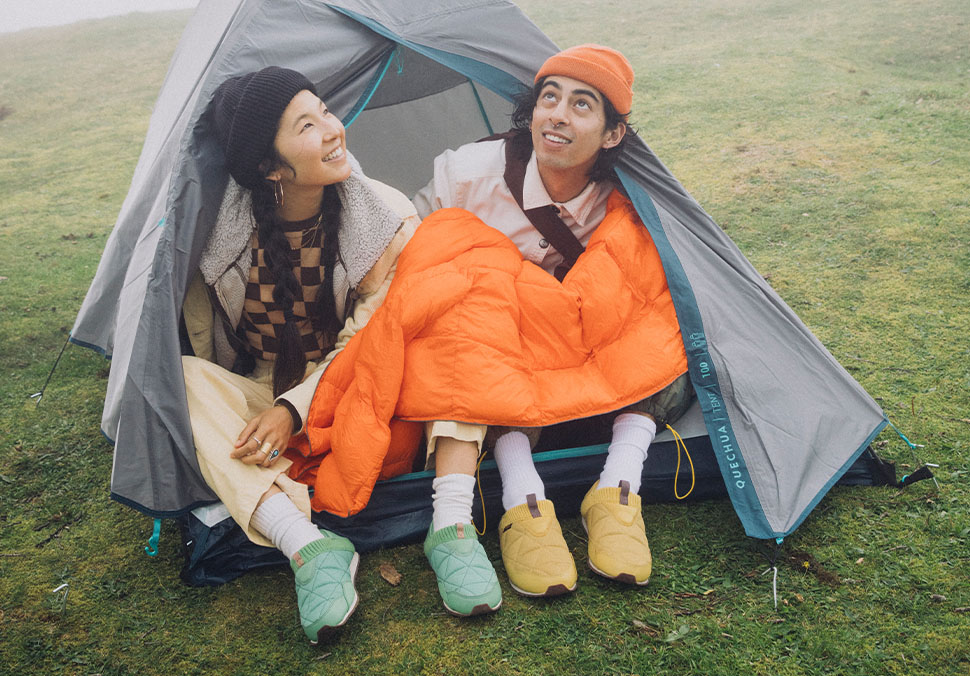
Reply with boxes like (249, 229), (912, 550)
(619, 480), (630, 506)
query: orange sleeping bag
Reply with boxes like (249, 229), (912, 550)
(287, 192), (687, 516)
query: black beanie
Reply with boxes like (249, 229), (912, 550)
(209, 66), (317, 190)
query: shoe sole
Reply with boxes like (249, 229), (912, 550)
(509, 580), (577, 598)
(587, 558), (649, 586)
(581, 516), (650, 586)
(442, 598), (502, 618)
(309, 552), (360, 645)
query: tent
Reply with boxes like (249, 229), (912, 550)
(71, 0), (904, 585)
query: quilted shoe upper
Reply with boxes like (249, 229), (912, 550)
(498, 495), (577, 596)
(580, 481), (652, 585)
(424, 523), (502, 616)
(291, 532), (359, 642)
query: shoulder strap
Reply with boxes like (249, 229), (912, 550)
(478, 132), (585, 281)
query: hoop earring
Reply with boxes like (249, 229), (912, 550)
(273, 180), (284, 208)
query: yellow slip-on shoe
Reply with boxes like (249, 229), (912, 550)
(580, 481), (651, 585)
(498, 494), (577, 597)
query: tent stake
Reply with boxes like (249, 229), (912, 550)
(30, 335), (70, 405)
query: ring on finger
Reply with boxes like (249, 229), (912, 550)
(258, 441), (273, 457)
(268, 448), (280, 460)
(246, 436), (264, 457)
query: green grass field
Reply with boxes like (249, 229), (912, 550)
(1, 1), (968, 674)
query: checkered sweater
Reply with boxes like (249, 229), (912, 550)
(198, 157), (405, 372)
(237, 215), (333, 362)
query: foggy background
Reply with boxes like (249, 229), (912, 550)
(1, 0), (199, 34)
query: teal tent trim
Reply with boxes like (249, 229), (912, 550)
(342, 46), (398, 128)
(326, 5), (525, 102)
(616, 168), (772, 540)
(468, 81), (495, 136)
(68, 335), (110, 358)
(781, 417), (889, 537)
(110, 491), (215, 520)
(380, 442), (612, 484)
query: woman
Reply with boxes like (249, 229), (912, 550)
(180, 66), (420, 643)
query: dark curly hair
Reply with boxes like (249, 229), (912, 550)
(509, 77), (635, 184)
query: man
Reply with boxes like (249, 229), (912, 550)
(413, 45), (691, 600)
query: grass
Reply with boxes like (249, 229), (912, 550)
(1, 1), (968, 674)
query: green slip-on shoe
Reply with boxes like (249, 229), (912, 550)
(291, 531), (359, 643)
(424, 523), (502, 617)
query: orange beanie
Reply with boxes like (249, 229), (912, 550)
(535, 44), (634, 115)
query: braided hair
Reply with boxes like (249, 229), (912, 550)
(209, 66), (345, 397)
(250, 166), (343, 398)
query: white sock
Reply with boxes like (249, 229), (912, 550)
(431, 473), (477, 532)
(598, 413), (657, 494)
(494, 431), (546, 511)
(250, 492), (323, 560)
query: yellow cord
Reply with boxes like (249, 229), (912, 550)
(474, 449), (488, 535)
(472, 423), (694, 534)
(668, 423), (695, 500)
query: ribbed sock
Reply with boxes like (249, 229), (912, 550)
(494, 431), (546, 511)
(250, 492), (323, 560)
(598, 413), (657, 494)
(431, 473), (477, 532)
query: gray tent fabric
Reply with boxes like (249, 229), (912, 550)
(73, 0), (887, 539)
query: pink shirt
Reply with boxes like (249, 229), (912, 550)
(412, 139), (610, 275)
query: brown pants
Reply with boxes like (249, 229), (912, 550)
(426, 373), (695, 462)
(485, 372), (694, 450)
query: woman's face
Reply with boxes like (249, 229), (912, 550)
(267, 89), (351, 190)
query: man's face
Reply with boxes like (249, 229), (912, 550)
(530, 76), (625, 180)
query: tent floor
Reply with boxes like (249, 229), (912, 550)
(178, 404), (896, 586)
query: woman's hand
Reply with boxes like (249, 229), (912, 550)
(231, 405), (295, 467)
